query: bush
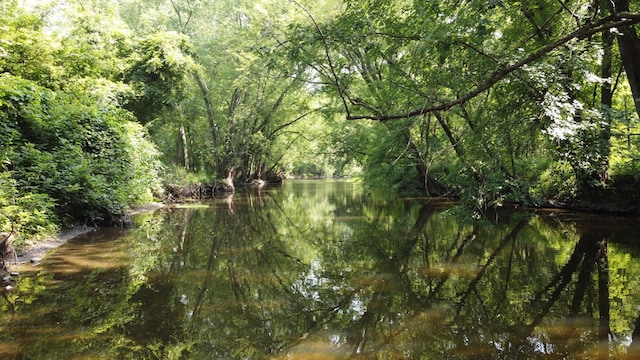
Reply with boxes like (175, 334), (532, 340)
(122, 122), (164, 205)
(2, 74), (163, 229)
(609, 131), (640, 188)
(531, 160), (577, 201)
(0, 172), (58, 246)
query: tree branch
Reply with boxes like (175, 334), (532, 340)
(268, 105), (329, 138)
(344, 12), (640, 121)
(288, 0), (351, 117)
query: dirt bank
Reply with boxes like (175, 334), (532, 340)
(13, 225), (97, 265)
(10, 202), (166, 269)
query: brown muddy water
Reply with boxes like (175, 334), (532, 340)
(1, 179), (640, 359)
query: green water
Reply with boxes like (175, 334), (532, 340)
(2, 179), (640, 359)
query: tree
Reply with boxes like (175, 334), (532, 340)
(121, 0), (327, 183)
(124, 31), (197, 124)
(611, 0), (640, 120)
(284, 0), (640, 208)
(0, 1), (167, 245)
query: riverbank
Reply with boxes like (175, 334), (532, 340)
(7, 187), (638, 271)
(6, 184), (234, 269)
(10, 202), (167, 269)
(13, 225), (97, 265)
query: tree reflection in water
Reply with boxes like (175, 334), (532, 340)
(1, 180), (640, 359)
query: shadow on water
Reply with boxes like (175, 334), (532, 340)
(2, 179), (640, 359)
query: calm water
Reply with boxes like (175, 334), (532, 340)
(2, 179), (640, 359)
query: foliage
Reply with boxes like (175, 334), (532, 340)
(280, 0), (640, 208)
(124, 31), (197, 124)
(119, 0), (342, 182)
(608, 101), (640, 187)
(0, 1), (168, 243)
(531, 160), (578, 202)
(0, 172), (58, 245)
(360, 121), (425, 196)
(162, 165), (215, 185)
(3, 0), (640, 251)
(0, 8), (57, 85)
(121, 122), (164, 204)
(2, 73), (143, 224)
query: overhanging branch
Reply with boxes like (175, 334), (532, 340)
(289, 0), (351, 118)
(344, 12), (640, 121)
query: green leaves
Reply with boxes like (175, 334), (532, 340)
(124, 32), (197, 124)
(278, 0), (640, 208)
(0, 171), (58, 243)
(0, 1), (166, 234)
(2, 79), (162, 226)
(0, 10), (57, 85)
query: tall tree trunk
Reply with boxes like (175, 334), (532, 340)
(194, 71), (221, 176)
(612, 0), (640, 119)
(179, 123), (190, 171)
(599, 0), (615, 182)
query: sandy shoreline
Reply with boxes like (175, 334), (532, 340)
(10, 202), (166, 268)
(13, 225), (97, 265)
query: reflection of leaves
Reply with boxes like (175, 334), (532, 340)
(609, 245), (640, 339)
(0, 230), (165, 359)
(4, 183), (640, 359)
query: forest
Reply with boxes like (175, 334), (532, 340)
(1, 0), (640, 249)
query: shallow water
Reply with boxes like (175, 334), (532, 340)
(2, 179), (640, 359)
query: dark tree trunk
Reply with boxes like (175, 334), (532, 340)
(612, 0), (640, 119)
(598, 0), (615, 183)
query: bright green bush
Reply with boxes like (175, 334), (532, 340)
(609, 118), (640, 188)
(123, 122), (164, 204)
(0, 172), (58, 246)
(531, 160), (577, 202)
(0, 3), (179, 244)
(1, 73), (163, 230)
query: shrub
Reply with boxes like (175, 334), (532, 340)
(531, 160), (577, 201)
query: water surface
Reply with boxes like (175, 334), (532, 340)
(2, 179), (640, 359)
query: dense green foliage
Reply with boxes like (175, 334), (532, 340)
(280, 0), (640, 207)
(0, 2), (167, 243)
(2, 0), (640, 243)
(121, 0), (640, 209)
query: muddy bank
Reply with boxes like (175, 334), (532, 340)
(13, 225), (97, 266)
(10, 202), (167, 269)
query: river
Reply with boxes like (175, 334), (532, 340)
(1, 179), (640, 359)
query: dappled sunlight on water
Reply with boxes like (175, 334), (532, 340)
(43, 247), (130, 275)
(274, 331), (353, 360)
(2, 180), (640, 359)
(419, 263), (480, 278)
